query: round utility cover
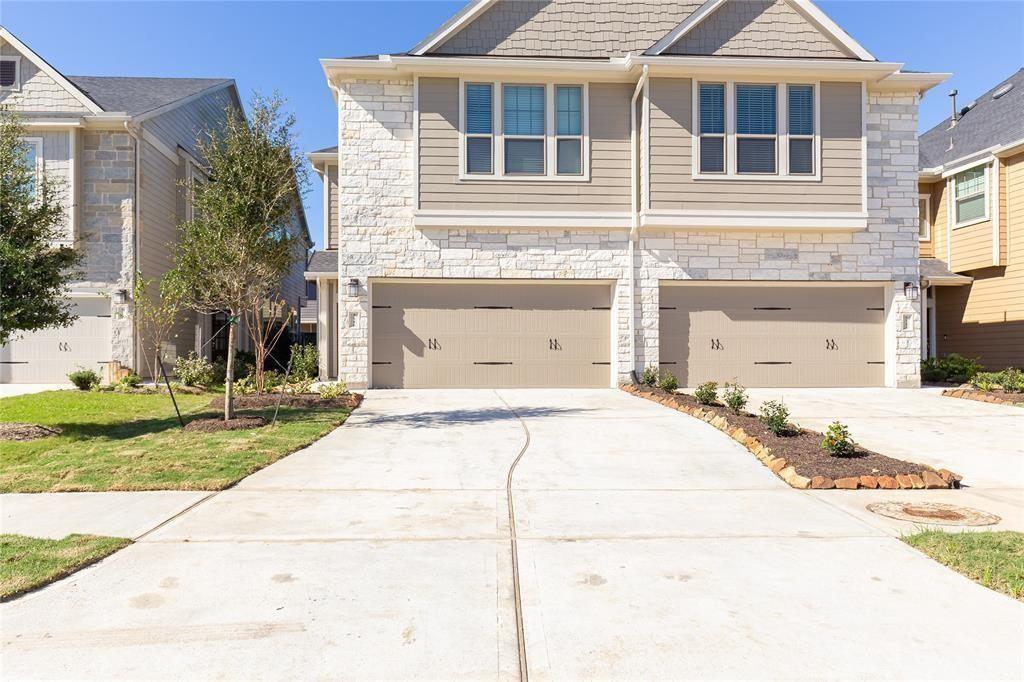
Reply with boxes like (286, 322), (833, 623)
(866, 501), (1000, 526)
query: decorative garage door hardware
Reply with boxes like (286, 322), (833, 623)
(754, 361), (792, 365)
(371, 305), (391, 309)
(867, 361), (885, 365)
(0, 361), (28, 365)
(658, 306), (676, 310)
(711, 338), (723, 350)
(592, 362), (611, 365)
(826, 339), (838, 350)
(427, 338), (441, 350)
(591, 306), (611, 310)
(660, 361), (677, 365)
(371, 361), (392, 365)
(753, 306), (791, 310)
(866, 307), (884, 311)
(549, 339), (562, 350)
(474, 361), (513, 365)
(474, 305), (513, 309)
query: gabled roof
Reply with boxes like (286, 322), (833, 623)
(919, 68), (1024, 171)
(65, 76), (233, 117)
(0, 25), (103, 113)
(306, 250), (337, 275)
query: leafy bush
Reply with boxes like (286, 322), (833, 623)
(289, 343), (319, 380)
(970, 372), (1001, 392)
(694, 381), (718, 405)
(759, 399), (791, 436)
(970, 367), (1024, 393)
(658, 371), (679, 392)
(233, 375), (256, 395)
(211, 360), (227, 385)
(640, 366), (659, 387)
(234, 350), (257, 379)
(923, 353), (983, 384)
(318, 381), (347, 400)
(119, 373), (142, 388)
(174, 353), (216, 387)
(821, 421), (856, 457)
(68, 367), (100, 391)
(722, 382), (748, 413)
(286, 376), (315, 395)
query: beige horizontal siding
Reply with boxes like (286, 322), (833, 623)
(145, 85), (237, 161)
(648, 78), (863, 212)
(417, 77), (631, 212)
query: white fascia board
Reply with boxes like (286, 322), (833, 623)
(941, 156), (994, 179)
(641, 209), (868, 231)
(873, 71), (950, 93)
(80, 114), (131, 128)
(994, 137), (1024, 158)
(307, 152), (337, 163)
(0, 27), (104, 114)
(409, 0), (498, 56)
(22, 118), (85, 128)
(634, 55), (900, 81)
(787, 0), (876, 61)
(413, 210), (633, 229)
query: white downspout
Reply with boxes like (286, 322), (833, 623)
(628, 65), (648, 383)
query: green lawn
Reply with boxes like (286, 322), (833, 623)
(1, 534), (131, 601)
(903, 530), (1024, 601)
(0, 390), (353, 492)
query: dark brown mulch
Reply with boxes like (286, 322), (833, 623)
(0, 422), (62, 442)
(183, 416), (267, 432)
(208, 393), (363, 410)
(646, 387), (934, 480)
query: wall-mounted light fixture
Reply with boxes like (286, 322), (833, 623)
(903, 281), (920, 301)
(112, 289), (129, 305)
(347, 278), (361, 297)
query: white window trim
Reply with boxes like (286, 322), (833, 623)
(0, 55), (21, 91)
(458, 78), (590, 182)
(183, 157), (207, 222)
(952, 163), (989, 229)
(918, 193), (931, 241)
(21, 136), (42, 193)
(692, 79), (821, 182)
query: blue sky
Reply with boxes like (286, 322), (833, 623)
(4, 1), (1021, 249)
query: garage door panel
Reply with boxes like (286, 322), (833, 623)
(659, 285), (884, 388)
(1, 298), (112, 383)
(371, 282), (611, 388)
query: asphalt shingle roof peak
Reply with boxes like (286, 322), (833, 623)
(919, 67), (1024, 170)
(65, 75), (233, 116)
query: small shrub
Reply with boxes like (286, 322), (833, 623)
(658, 371), (679, 392)
(174, 353), (216, 387)
(920, 357), (946, 383)
(722, 382), (748, 413)
(694, 381), (718, 405)
(939, 353), (983, 384)
(318, 381), (347, 400)
(970, 372), (1001, 392)
(263, 370), (284, 391)
(68, 368), (100, 391)
(119, 373), (142, 388)
(233, 375), (256, 395)
(286, 376), (315, 395)
(289, 343), (319, 380)
(998, 367), (1023, 393)
(759, 399), (790, 436)
(211, 360), (227, 385)
(640, 366), (659, 387)
(821, 421), (856, 457)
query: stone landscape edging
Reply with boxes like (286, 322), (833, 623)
(942, 388), (1024, 407)
(621, 384), (963, 491)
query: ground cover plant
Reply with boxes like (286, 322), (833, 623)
(903, 530), (1023, 602)
(1, 534), (131, 601)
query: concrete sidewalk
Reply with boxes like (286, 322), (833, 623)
(1, 389), (1021, 680)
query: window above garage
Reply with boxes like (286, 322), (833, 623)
(460, 80), (589, 182)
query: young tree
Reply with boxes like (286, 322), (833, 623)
(168, 94), (306, 420)
(246, 294), (294, 394)
(0, 106), (82, 345)
(134, 271), (186, 380)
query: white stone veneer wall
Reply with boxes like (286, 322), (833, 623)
(335, 79), (922, 388)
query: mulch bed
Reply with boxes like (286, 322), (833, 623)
(208, 393), (363, 410)
(183, 416), (267, 432)
(942, 387), (1023, 407)
(0, 422), (62, 442)
(624, 384), (962, 490)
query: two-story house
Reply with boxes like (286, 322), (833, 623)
(307, 0), (947, 389)
(918, 68), (1023, 370)
(0, 27), (310, 383)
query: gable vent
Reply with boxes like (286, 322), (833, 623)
(0, 60), (16, 88)
(992, 83), (1014, 100)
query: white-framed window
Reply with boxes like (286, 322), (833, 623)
(953, 166), (988, 227)
(459, 80), (589, 181)
(0, 56), (21, 91)
(21, 136), (42, 198)
(694, 80), (820, 181)
(918, 193), (931, 241)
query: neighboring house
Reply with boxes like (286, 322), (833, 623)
(311, 0), (947, 389)
(0, 27), (310, 382)
(918, 69), (1024, 370)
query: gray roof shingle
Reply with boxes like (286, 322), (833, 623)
(920, 258), (972, 282)
(306, 250), (337, 274)
(310, 145), (338, 155)
(65, 76), (232, 116)
(919, 68), (1024, 169)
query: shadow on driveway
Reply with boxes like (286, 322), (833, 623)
(352, 406), (594, 428)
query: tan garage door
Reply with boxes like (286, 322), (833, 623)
(371, 281), (611, 388)
(660, 285), (884, 388)
(0, 297), (112, 383)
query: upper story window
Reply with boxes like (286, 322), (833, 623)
(0, 57), (20, 90)
(918, 194), (931, 241)
(953, 166), (988, 227)
(22, 137), (42, 199)
(305, 280), (318, 301)
(696, 81), (818, 180)
(460, 81), (588, 181)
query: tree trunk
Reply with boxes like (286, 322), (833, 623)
(224, 314), (236, 421)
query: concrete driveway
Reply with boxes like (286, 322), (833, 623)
(3, 389), (1022, 680)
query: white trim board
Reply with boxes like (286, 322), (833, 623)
(410, 0), (498, 56)
(413, 209), (632, 229)
(0, 27), (103, 113)
(641, 209), (868, 231)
